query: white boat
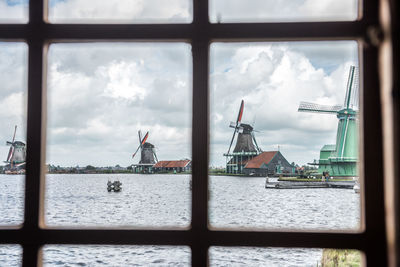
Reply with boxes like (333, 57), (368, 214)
(353, 182), (360, 193)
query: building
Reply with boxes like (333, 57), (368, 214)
(243, 151), (294, 176)
(153, 159), (191, 173)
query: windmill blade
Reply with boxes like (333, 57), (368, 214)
(349, 67), (359, 109)
(344, 66), (356, 109)
(298, 102), (342, 114)
(133, 131), (149, 159)
(132, 144), (141, 159)
(251, 132), (262, 153)
(153, 149), (158, 162)
(6, 146), (14, 162)
(138, 130), (143, 147)
(227, 130), (237, 154)
(141, 131), (149, 146)
(227, 100), (244, 154)
(236, 100), (244, 124)
(11, 125), (17, 143)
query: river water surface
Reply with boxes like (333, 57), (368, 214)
(0, 174), (360, 266)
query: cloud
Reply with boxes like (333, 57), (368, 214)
(210, 42), (358, 166)
(0, 38), (358, 168)
(0, 0), (28, 23)
(48, 0), (192, 23)
(46, 43), (191, 166)
(209, 0), (358, 22)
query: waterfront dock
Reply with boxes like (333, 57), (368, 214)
(265, 177), (356, 189)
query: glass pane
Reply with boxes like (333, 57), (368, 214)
(209, 0), (359, 23)
(42, 245), (190, 266)
(209, 41), (361, 230)
(0, 42), (27, 226)
(47, 0), (192, 24)
(209, 247), (363, 267)
(0, 245), (22, 267)
(45, 43), (192, 227)
(0, 0), (28, 23)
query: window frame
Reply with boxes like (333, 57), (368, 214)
(0, 0), (392, 266)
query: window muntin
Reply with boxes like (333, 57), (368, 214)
(0, 42), (27, 226)
(47, 0), (193, 24)
(209, 0), (359, 23)
(0, 0), (28, 24)
(42, 245), (191, 266)
(209, 41), (362, 231)
(45, 42), (192, 228)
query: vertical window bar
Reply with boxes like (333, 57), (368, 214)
(192, 0), (210, 266)
(23, 1), (45, 266)
(362, 41), (388, 265)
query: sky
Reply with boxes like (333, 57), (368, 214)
(0, 0), (359, 167)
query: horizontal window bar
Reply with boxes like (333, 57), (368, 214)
(0, 229), (366, 248)
(0, 21), (375, 40)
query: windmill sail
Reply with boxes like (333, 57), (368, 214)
(298, 102), (342, 114)
(227, 100), (244, 154)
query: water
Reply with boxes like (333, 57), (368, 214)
(0, 174), (360, 266)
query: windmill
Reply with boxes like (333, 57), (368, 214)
(224, 100), (262, 174)
(4, 125), (26, 174)
(298, 65), (359, 178)
(132, 130), (158, 173)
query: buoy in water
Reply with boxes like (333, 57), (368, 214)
(107, 180), (122, 192)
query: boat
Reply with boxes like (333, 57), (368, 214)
(353, 182), (360, 193)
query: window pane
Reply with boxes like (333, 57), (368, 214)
(0, 245), (22, 267)
(45, 43), (192, 228)
(209, 0), (359, 23)
(0, 42), (27, 226)
(0, 0), (28, 23)
(47, 0), (192, 24)
(42, 245), (190, 266)
(209, 41), (361, 231)
(209, 247), (363, 266)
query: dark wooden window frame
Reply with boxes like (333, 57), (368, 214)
(0, 0), (395, 266)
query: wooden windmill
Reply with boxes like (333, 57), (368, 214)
(298, 65), (359, 177)
(224, 100), (262, 174)
(132, 130), (158, 173)
(4, 125), (26, 174)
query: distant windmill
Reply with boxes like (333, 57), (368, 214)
(298, 65), (359, 177)
(132, 130), (158, 173)
(224, 100), (261, 174)
(227, 100), (262, 154)
(5, 125), (26, 173)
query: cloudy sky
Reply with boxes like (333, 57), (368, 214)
(0, 0), (359, 167)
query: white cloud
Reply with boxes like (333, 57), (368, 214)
(48, 0), (191, 23)
(0, 40), (358, 168)
(100, 61), (148, 100)
(210, 42), (358, 166)
(0, 0), (28, 23)
(209, 0), (358, 22)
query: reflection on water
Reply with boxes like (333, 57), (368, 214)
(0, 173), (360, 266)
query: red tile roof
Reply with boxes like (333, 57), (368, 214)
(153, 160), (191, 168)
(244, 151), (278, 169)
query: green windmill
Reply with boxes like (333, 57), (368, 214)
(298, 66), (359, 178)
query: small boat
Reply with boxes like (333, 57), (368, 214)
(353, 182), (360, 193)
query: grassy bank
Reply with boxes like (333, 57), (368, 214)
(320, 249), (361, 267)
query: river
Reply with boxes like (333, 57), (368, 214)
(0, 174), (360, 266)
